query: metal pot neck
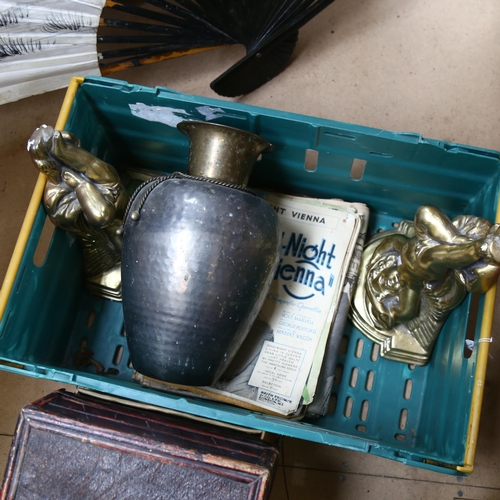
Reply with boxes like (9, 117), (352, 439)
(177, 121), (274, 188)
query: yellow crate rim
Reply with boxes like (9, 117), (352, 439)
(456, 200), (500, 474)
(0, 76), (84, 321)
(0, 75), (496, 474)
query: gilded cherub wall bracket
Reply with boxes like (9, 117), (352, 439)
(28, 125), (129, 301)
(351, 205), (500, 365)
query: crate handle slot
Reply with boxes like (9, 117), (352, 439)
(113, 345), (124, 365)
(355, 339), (364, 358)
(349, 367), (359, 388)
(323, 131), (356, 140)
(339, 335), (349, 356)
(32, 216), (55, 267)
(334, 364), (343, 384)
(365, 370), (375, 391)
(344, 396), (354, 418)
(350, 159), (366, 180)
(304, 149), (318, 172)
(399, 409), (408, 430)
(360, 400), (369, 422)
(86, 309), (97, 329)
(404, 379), (413, 400)
(463, 293), (481, 359)
(327, 393), (337, 415)
(369, 151), (394, 158)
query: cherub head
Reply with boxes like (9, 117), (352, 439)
(27, 125), (60, 182)
(27, 125), (81, 183)
(367, 252), (402, 300)
(365, 251), (405, 330)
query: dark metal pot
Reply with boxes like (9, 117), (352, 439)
(121, 121), (281, 386)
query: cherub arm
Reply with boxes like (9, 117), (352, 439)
(51, 131), (120, 184)
(61, 170), (116, 227)
(417, 238), (490, 276)
(414, 205), (468, 243)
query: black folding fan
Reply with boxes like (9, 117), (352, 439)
(99, 0), (336, 96)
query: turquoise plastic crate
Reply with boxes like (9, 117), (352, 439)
(1, 76), (499, 475)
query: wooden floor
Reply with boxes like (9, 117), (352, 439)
(2, 1), (500, 497)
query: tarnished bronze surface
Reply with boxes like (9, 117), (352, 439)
(352, 205), (500, 365)
(27, 125), (129, 301)
(177, 121), (274, 187)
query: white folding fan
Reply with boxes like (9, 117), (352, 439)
(0, 0), (107, 105)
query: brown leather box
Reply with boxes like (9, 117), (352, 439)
(1, 390), (279, 499)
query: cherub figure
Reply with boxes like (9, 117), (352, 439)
(353, 205), (500, 364)
(28, 125), (129, 300)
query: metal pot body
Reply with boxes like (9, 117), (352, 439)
(122, 177), (281, 386)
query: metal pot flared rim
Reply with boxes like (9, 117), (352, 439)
(177, 120), (274, 187)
